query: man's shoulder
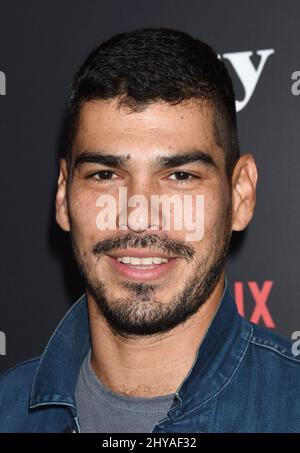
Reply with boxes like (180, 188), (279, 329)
(244, 318), (300, 369)
(0, 356), (74, 433)
(0, 357), (40, 401)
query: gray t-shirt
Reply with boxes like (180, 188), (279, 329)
(75, 350), (175, 433)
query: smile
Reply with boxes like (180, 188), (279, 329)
(107, 252), (178, 281)
(116, 256), (169, 267)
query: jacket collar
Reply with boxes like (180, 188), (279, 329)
(30, 294), (91, 410)
(172, 278), (252, 415)
(29, 279), (252, 415)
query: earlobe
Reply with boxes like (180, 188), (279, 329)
(55, 159), (71, 232)
(231, 154), (258, 232)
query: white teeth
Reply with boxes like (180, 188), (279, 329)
(116, 256), (169, 265)
(130, 257), (141, 265)
(153, 257), (163, 264)
(117, 256), (130, 263)
(141, 257), (153, 265)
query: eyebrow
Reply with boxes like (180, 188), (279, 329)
(72, 149), (217, 171)
(152, 150), (217, 170)
(73, 152), (130, 169)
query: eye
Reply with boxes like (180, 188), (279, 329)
(168, 172), (197, 183)
(89, 170), (118, 181)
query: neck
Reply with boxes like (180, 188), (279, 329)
(87, 275), (226, 398)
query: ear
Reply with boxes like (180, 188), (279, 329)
(231, 154), (258, 231)
(55, 159), (71, 232)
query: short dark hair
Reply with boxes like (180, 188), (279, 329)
(64, 28), (240, 176)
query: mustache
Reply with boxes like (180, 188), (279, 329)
(92, 233), (195, 262)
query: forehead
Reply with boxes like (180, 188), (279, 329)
(73, 98), (223, 164)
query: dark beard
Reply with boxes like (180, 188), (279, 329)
(70, 206), (231, 338)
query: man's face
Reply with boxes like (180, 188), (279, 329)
(58, 99), (233, 337)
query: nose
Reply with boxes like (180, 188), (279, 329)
(116, 183), (165, 234)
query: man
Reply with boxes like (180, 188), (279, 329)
(1, 28), (300, 433)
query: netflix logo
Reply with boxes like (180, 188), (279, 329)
(233, 280), (275, 328)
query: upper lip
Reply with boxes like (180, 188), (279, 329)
(107, 249), (178, 259)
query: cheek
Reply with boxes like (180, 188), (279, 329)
(199, 189), (229, 242)
(69, 188), (103, 241)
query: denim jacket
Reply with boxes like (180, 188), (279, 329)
(1, 282), (300, 433)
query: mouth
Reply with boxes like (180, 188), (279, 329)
(106, 251), (179, 281)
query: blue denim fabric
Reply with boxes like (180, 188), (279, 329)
(1, 282), (300, 433)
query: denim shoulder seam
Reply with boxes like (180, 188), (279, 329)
(250, 338), (300, 364)
(0, 356), (40, 380)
